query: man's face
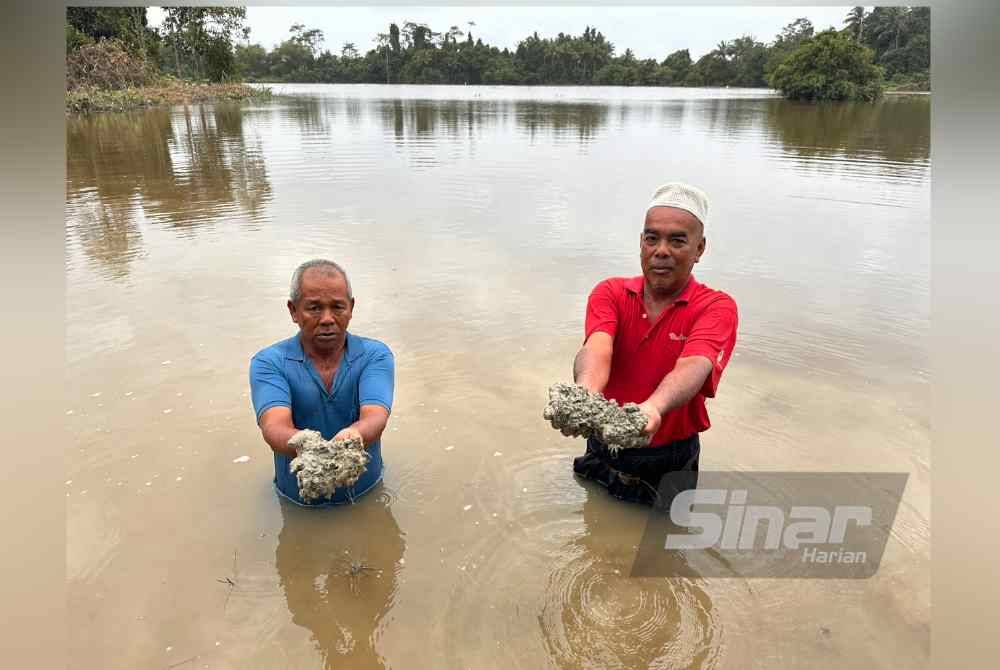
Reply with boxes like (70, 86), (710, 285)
(287, 269), (355, 354)
(640, 206), (706, 296)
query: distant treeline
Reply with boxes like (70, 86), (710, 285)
(233, 8), (928, 90)
(66, 7), (929, 91)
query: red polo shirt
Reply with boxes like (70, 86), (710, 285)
(585, 275), (738, 447)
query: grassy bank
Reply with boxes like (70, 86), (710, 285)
(66, 77), (271, 115)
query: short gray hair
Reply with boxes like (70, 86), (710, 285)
(289, 259), (353, 303)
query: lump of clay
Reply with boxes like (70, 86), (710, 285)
(543, 382), (649, 454)
(288, 429), (370, 503)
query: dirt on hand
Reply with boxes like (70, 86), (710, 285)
(542, 382), (649, 454)
(288, 430), (370, 503)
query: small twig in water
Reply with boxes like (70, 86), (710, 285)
(338, 550), (380, 595)
(217, 549), (238, 612)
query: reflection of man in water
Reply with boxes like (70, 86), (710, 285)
(538, 481), (720, 668)
(250, 259), (395, 505)
(276, 491), (405, 668)
(571, 183), (738, 505)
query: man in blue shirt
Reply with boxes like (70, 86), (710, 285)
(250, 259), (395, 506)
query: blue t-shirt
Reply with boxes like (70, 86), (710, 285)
(249, 332), (394, 506)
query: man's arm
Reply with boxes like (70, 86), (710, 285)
(339, 343), (395, 446)
(333, 404), (391, 446)
(638, 296), (739, 439)
(636, 356), (714, 439)
(573, 331), (614, 393)
(258, 406), (300, 458)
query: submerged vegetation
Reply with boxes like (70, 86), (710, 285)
(66, 6), (929, 112)
(66, 77), (269, 114)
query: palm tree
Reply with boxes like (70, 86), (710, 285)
(844, 7), (866, 41)
(870, 7), (909, 52)
(716, 40), (732, 60)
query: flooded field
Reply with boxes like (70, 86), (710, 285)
(66, 84), (930, 668)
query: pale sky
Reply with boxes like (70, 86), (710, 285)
(147, 6), (854, 61)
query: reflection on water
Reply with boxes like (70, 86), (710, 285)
(66, 104), (272, 277)
(276, 489), (404, 669)
(762, 97), (930, 165)
(539, 482), (721, 669)
(66, 85), (929, 669)
(371, 98), (611, 144)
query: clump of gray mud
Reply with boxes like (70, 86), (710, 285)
(543, 382), (649, 454)
(288, 430), (370, 503)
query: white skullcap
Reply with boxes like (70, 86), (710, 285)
(646, 182), (709, 226)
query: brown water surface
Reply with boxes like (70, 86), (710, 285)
(66, 85), (929, 669)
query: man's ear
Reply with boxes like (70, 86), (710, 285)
(287, 300), (298, 323)
(695, 235), (707, 262)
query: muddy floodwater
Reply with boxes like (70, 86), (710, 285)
(66, 85), (929, 669)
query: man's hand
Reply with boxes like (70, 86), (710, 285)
(333, 426), (363, 444)
(636, 400), (662, 444)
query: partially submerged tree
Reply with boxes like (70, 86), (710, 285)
(764, 17), (815, 81)
(769, 29), (884, 102)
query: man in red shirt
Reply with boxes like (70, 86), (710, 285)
(572, 182), (738, 505)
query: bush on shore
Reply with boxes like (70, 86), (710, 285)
(65, 35), (270, 114)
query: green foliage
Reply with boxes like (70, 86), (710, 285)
(662, 49), (692, 82)
(885, 69), (931, 93)
(203, 36), (238, 82)
(160, 7), (248, 81)
(389, 23), (401, 53)
(844, 7), (866, 41)
(769, 30), (884, 102)
(764, 18), (814, 81)
(66, 23), (94, 53)
(844, 7), (929, 84)
(64, 9), (929, 99)
(234, 43), (268, 81)
(66, 7), (150, 57)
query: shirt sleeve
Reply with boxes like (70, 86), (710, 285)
(249, 353), (292, 423)
(679, 296), (739, 398)
(358, 345), (395, 412)
(584, 279), (619, 343)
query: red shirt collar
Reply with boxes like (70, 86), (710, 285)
(624, 274), (700, 304)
